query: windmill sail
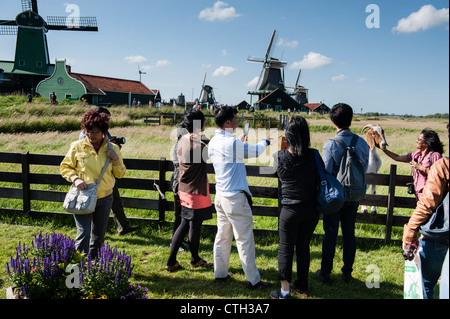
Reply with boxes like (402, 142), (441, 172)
(46, 16), (98, 31)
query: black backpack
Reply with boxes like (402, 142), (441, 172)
(332, 135), (367, 202)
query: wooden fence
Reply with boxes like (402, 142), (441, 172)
(145, 112), (286, 129)
(0, 151), (416, 245)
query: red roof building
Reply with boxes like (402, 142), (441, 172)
(69, 72), (161, 106)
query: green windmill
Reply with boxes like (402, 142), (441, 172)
(0, 0), (98, 92)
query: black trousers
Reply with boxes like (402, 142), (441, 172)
(278, 202), (318, 291)
(167, 216), (204, 266)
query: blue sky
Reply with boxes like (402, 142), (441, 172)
(1, 0), (449, 116)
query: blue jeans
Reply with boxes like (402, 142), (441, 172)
(73, 194), (113, 257)
(419, 238), (448, 299)
(320, 201), (359, 275)
(440, 249), (449, 299)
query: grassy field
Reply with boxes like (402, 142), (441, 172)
(0, 98), (448, 299)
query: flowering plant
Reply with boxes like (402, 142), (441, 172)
(6, 232), (148, 299)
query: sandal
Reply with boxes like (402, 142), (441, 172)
(190, 259), (213, 268)
(165, 261), (184, 272)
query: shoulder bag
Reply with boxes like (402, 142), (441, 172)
(313, 149), (346, 215)
(63, 143), (112, 215)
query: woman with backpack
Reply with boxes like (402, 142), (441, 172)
(382, 129), (444, 200)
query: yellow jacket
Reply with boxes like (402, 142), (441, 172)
(60, 138), (127, 199)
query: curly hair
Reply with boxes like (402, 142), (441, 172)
(81, 110), (110, 133)
(421, 129), (444, 154)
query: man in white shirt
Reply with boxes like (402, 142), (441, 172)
(208, 106), (271, 289)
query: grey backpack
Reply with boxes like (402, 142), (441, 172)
(332, 135), (367, 202)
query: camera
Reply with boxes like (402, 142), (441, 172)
(110, 136), (126, 145)
(403, 245), (416, 261)
(406, 182), (415, 195)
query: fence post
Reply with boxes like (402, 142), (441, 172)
(158, 157), (167, 226)
(385, 164), (397, 245)
(21, 151), (31, 214)
(173, 111), (177, 126)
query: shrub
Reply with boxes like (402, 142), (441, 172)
(6, 232), (148, 299)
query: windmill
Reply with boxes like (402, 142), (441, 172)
(138, 65), (146, 82)
(0, 0), (98, 91)
(198, 73), (217, 107)
(287, 69), (309, 105)
(247, 30), (287, 102)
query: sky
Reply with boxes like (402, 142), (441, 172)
(0, 0), (449, 116)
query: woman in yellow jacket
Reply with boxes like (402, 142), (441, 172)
(61, 110), (126, 257)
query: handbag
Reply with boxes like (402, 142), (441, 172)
(63, 143), (112, 215)
(313, 149), (346, 215)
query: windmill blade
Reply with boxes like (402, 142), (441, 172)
(202, 73), (207, 87)
(295, 69), (302, 88)
(46, 16), (98, 31)
(199, 73), (207, 101)
(265, 30), (278, 61)
(31, 0), (38, 14)
(0, 24), (18, 35)
(255, 65), (265, 91)
(21, 0), (32, 12)
(0, 20), (18, 26)
(247, 56), (265, 63)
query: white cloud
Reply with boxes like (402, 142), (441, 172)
(202, 64), (212, 69)
(289, 52), (333, 70)
(277, 38), (299, 49)
(221, 49), (228, 57)
(155, 60), (171, 67)
(247, 76), (260, 88)
(199, 1), (241, 22)
(392, 5), (449, 33)
(141, 60), (171, 71)
(357, 78), (367, 82)
(331, 74), (347, 82)
(123, 55), (148, 64)
(213, 66), (236, 77)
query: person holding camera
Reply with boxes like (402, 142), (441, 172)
(61, 110), (127, 257)
(208, 106), (272, 290)
(270, 117), (320, 299)
(79, 106), (140, 236)
(382, 129), (444, 200)
(166, 110), (213, 272)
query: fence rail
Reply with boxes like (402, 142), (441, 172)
(146, 112), (285, 129)
(0, 151), (416, 245)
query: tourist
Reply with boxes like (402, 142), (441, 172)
(382, 129), (444, 200)
(61, 110), (127, 257)
(270, 117), (320, 299)
(316, 103), (369, 285)
(208, 106), (271, 290)
(79, 106), (140, 236)
(402, 123), (449, 299)
(166, 110), (213, 271)
(403, 156), (449, 298)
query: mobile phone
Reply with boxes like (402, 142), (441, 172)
(243, 123), (250, 136)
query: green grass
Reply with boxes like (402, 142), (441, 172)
(0, 213), (407, 300)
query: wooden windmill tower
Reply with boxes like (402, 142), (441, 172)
(198, 73), (217, 108)
(247, 30), (288, 104)
(0, 0), (98, 92)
